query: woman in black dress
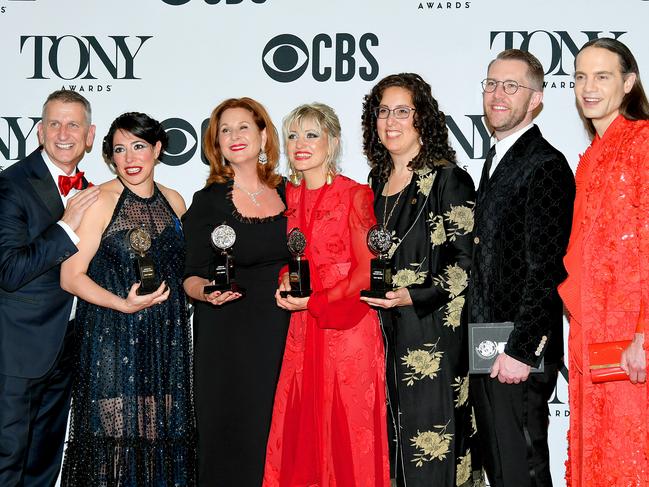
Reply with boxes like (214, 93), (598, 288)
(60, 112), (195, 486)
(182, 97), (289, 487)
(360, 73), (481, 486)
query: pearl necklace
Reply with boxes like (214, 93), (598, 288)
(234, 181), (265, 207)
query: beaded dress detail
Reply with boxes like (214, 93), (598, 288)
(61, 182), (196, 486)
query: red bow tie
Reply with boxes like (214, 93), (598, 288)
(58, 172), (85, 196)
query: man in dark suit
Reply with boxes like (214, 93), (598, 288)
(468, 50), (575, 486)
(0, 90), (100, 486)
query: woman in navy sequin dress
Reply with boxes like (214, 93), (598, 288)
(60, 112), (196, 486)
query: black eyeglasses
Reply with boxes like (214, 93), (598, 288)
(481, 78), (536, 95)
(375, 106), (416, 119)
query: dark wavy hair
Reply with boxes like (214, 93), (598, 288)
(361, 73), (456, 181)
(576, 37), (649, 136)
(203, 97), (281, 188)
(102, 112), (168, 164)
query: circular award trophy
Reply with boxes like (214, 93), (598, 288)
(204, 223), (245, 295)
(127, 227), (158, 295)
(280, 227), (312, 298)
(360, 224), (393, 298)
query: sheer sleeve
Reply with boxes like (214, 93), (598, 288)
(307, 185), (375, 330)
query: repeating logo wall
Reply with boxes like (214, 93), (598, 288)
(489, 30), (626, 88)
(0, 115), (205, 165)
(0, 117), (40, 162)
(19, 35), (152, 92)
(262, 33), (379, 82)
(446, 114), (490, 162)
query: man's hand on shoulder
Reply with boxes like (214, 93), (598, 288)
(490, 352), (531, 384)
(61, 186), (100, 231)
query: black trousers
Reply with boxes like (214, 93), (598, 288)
(0, 321), (75, 487)
(469, 362), (558, 487)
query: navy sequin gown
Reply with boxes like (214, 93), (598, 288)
(61, 182), (196, 486)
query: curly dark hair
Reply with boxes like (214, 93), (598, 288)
(102, 112), (168, 164)
(361, 73), (456, 181)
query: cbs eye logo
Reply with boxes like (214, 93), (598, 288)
(262, 33), (379, 83)
(160, 118), (202, 166)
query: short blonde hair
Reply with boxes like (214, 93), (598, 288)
(282, 103), (341, 181)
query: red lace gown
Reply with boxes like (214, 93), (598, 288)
(559, 116), (649, 487)
(262, 175), (390, 487)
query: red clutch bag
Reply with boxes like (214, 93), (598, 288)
(588, 340), (632, 383)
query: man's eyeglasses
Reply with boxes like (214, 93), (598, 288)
(375, 106), (416, 119)
(481, 78), (536, 95)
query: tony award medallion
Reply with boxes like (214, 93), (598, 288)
(360, 224), (393, 298)
(128, 227), (158, 295)
(204, 223), (245, 295)
(280, 227), (312, 298)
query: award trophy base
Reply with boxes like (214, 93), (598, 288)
(279, 257), (311, 298)
(360, 258), (392, 299)
(279, 289), (312, 298)
(134, 258), (159, 296)
(360, 288), (391, 298)
(204, 281), (246, 296)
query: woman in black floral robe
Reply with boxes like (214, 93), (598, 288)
(361, 73), (483, 487)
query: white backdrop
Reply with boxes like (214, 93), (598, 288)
(2, 0), (648, 485)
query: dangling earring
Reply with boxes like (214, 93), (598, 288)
(289, 170), (300, 185)
(258, 150), (268, 164)
(326, 170), (334, 185)
(418, 136), (423, 146)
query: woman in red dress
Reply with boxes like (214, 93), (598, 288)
(262, 103), (390, 487)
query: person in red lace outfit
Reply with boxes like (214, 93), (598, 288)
(262, 103), (390, 487)
(559, 37), (649, 487)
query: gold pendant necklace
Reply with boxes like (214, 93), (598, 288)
(382, 173), (411, 229)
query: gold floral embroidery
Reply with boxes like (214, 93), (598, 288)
(456, 450), (472, 486)
(392, 260), (427, 288)
(410, 422), (453, 466)
(387, 230), (401, 260)
(433, 263), (468, 298)
(444, 202), (475, 241)
(471, 408), (477, 437)
(452, 376), (469, 408)
(428, 213), (446, 246)
(416, 171), (436, 197)
(444, 296), (465, 330)
(402, 341), (443, 386)
(434, 265), (468, 328)
(433, 264), (469, 298)
(415, 166), (432, 176)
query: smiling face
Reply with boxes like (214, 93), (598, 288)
(37, 100), (95, 174)
(376, 86), (421, 163)
(286, 117), (334, 181)
(574, 46), (636, 136)
(483, 59), (542, 140)
(217, 107), (266, 168)
(111, 129), (160, 186)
